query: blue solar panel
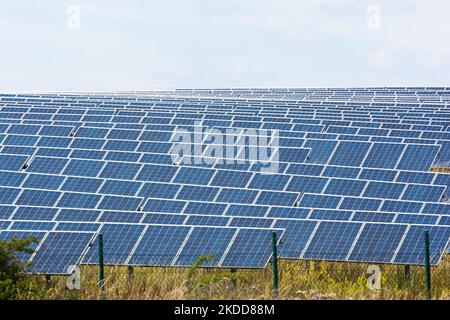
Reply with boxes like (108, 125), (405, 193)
(13, 207), (58, 221)
(27, 157), (68, 174)
(299, 194), (341, 209)
(362, 143), (405, 169)
(16, 189), (61, 207)
(100, 180), (141, 196)
(99, 211), (144, 223)
(310, 209), (352, 221)
(30, 231), (95, 274)
(175, 226), (235, 267)
(397, 145), (440, 171)
(278, 148), (310, 163)
(221, 228), (278, 268)
(329, 142), (370, 167)
(58, 192), (101, 209)
(105, 151), (141, 162)
(70, 149), (105, 160)
(71, 138), (105, 149)
(56, 222), (101, 232)
(4, 135), (38, 146)
(11, 220), (56, 231)
(107, 129), (141, 140)
(184, 201), (227, 216)
(363, 181), (405, 199)
(136, 164), (177, 182)
(256, 191), (297, 206)
(396, 171), (434, 184)
(286, 175), (327, 193)
(83, 224), (145, 264)
(349, 224), (407, 263)
(395, 214), (438, 225)
(187, 215), (230, 226)
(322, 166), (359, 179)
(303, 140), (338, 164)
(177, 185), (219, 202)
(217, 188), (258, 204)
(248, 173), (290, 191)
(36, 147), (71, 158)
(267, 207), (309, 219)
(352, 211), (395, 223)
(76, 127), (109, 138)
(56, 209), (101, 222)
(402, 184), (445, 202)
(172, 167), (213, 185)
(23, 174), (64, 190)
(142, 213), (186, 225)
(342, 196), (382, 210)
(381, 200), (423, 213)
(144, 198), (186, 213)
(129, 225), (190, 265)
(38, 137), (71, 148)
(1, 90), (450, 271)
(8, 124), (41, 135)
(325, 179), (366, 197)
(210, 170), (253, 188)
(304, 221), (361, 260)
(274, 219), (317, 258)
(99, 162), (140, 180)
(62, 177), (103, 193)
(286, 164), (324, 176)
(0, 171), (26, 187)
(98, 195), (142, 211)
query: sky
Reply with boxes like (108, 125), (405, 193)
(0, 0), (449, 91)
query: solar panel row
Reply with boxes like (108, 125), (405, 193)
(0, 89), (449, 274)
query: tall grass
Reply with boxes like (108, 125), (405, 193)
(22, 256), (450, 300)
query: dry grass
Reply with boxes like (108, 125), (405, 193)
(24, 256), (450, 300)
(430, 167), (450, 173)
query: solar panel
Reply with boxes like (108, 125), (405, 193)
(83, 223), (145, 265)
(348, 223), (407, 263)
(29, 231), (95, 274)
(303, 221), (361, 260)
(0, 90), (450, 273)
(129, 225), (190, 266)
(174, 226), (235, 267)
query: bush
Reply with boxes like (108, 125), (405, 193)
(0, 237), (38, 299)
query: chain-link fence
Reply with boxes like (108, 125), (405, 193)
(27, 255), (450, 300)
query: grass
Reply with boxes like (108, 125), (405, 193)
(19, 256), (450, 300)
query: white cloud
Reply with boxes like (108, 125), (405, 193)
(0, 0), (449, 90)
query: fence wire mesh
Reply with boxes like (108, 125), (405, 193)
(23, 254), (450, 300)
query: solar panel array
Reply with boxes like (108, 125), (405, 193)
(1, 87), (450, 274)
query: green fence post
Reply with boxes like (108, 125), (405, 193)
(45, 275), (51, 289)
(424, 230), (431, 300)
(127, 266), (134, 287)
(230, 268), (237, 289)
(98, 233), (105, 297)
(272, 231), (279, 299)
(404, 265), (411, 283)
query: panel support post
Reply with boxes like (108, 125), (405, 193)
(127, 266), (134, 286)
(272, 231), (279, 299)
(404, 265), (411, 283)
(98, 233), (105, 298)
(45, 275), (51, 289)
(424, 230), (431, 300)
(230, 268), (237, 289)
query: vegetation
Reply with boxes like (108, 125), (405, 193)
(3, 256), (448, 300)
(1, 236), (448, 300)
(0, 236), (43, 300)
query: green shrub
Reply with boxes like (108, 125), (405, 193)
(0, 236), (38, 300)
